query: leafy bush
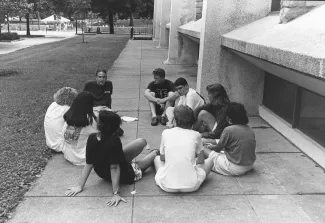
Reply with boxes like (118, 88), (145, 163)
(0, 32), (20, 40)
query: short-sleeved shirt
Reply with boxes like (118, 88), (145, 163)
(218, 125), (256, 165)
(86, 133), (135, 184)
(83, 81), (113, 108)
(147, 79), (175, 99)
(177, 88), (205, 111)
(155, 127), (203, 189)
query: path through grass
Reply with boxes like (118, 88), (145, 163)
(0, 34), (129, 222)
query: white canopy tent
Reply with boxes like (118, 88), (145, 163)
(41, 15), (70, 23)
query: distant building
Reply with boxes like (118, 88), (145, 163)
(153, 0), (325, 167)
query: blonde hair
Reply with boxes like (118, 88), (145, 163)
(53, 87), (78, 106)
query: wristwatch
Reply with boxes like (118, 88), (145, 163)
(113, 191), (119, 195)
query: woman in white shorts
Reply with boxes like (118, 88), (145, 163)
(203, 102), (256, 176)
(154, 105), (213, 193)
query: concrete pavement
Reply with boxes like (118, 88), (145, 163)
(8, 40), (325, 223)
(0, 31), (75, 55)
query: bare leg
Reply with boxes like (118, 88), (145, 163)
(148, 92), (157, 118)
(136, 151), (158, 172)
(154, 156), (165, 171)
(196, 158), (213, 176)
(123, 138), (147, 162)
(202, 138), (218, 145)
(162, 91), (175, 116)
(203, 147), (213, 158)
(193, 110), (217, 132)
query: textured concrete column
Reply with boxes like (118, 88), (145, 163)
(164, 0), (196, 64)
(158, 0), (171, 48)
(154, 0), (163, 40)
(152, 0), (157, 38)
(197, 0), (271, 115)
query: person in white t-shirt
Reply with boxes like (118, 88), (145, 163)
(44, 87), (78, 152)
(154, 105), (213, 193)
(165, 78), (205, 128)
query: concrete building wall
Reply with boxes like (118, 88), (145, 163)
(154, 0), (163, 40)
(158, 0), (171, 48)
(164, 0), (197, 65)
(197, 0), (272, 115)
(195, 0), (204, 20)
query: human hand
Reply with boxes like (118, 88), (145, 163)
(65, 186), (83, 197)
(156, 99), (165, 104)
(106, 194), (127, 207)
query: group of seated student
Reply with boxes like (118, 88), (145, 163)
(45, 67), (256, 207)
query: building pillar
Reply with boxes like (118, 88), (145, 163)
(154, 0), (163, 40)
(158, 0), (171, 48)
(152, 0), (157, 38)
(197, 0), (271, 115)
(164, 0), (196, 65)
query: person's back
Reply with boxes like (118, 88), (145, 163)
(44, 87), (78, 152)
(221, 125), (256, 166)
(158, 127), (202, 189)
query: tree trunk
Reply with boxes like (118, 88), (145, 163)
(7, 13), (10, 33)
(75, 18), (78, 35)
(108, 9), (114, 34)
(37, 11), (40, 30)
(129, 12), (134, 27)
(26, 13), (30, 36)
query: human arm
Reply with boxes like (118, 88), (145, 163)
(156, 91), (179, 105)
(144, 89), (158, 103)
(65, 164), (93, 196)
(106, 164), (126, 207)
(196, 136), (204, 164)
(159, 131), (166, 161)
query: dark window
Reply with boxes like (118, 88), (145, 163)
(271, 0), (281, 11)
(263, 73), (297, 123)
(298, 89), (325, 147)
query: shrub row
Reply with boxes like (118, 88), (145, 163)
(0, 32), (20, 40)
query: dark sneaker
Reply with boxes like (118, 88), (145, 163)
(151, 116), (159, 126)
(160, 115), (168, 125)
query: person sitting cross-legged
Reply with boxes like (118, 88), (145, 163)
(83, 69), (123, 137)
(193, 83), (230, 146)
(203, 102), (256, 176)
(65, 110), (159, 207)
(165, 77), (205, 128)
(44, 87), (78, 152)
(154, 105), (213, 193)
(144, 68), (178, 126)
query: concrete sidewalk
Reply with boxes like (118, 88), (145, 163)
(8, 40), (325, 223)
(0, 32), (75, 55)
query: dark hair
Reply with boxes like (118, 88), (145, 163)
(206, 83), (230, 106)
(63, 91), (96, 127)
(96, 69), (107, 76)
(227, 102), (249, 125)
(97, 110), (122, 138)
(174, 105), (195, 129)
(174, 77), (188, 87)
(152, 68), (165, 78)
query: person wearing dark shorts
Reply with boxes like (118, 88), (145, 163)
(144, 68), (178, 126)
(65, 110), (158, 207)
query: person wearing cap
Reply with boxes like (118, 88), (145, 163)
(193, 83), (230, 145)
(144, 68), (178, 126)
(154, 105), (213, 193)
(165, 77), (205, 128)
(44, 87), (78, 152)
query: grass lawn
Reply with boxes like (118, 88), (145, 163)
(0, 34), (129, 222)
